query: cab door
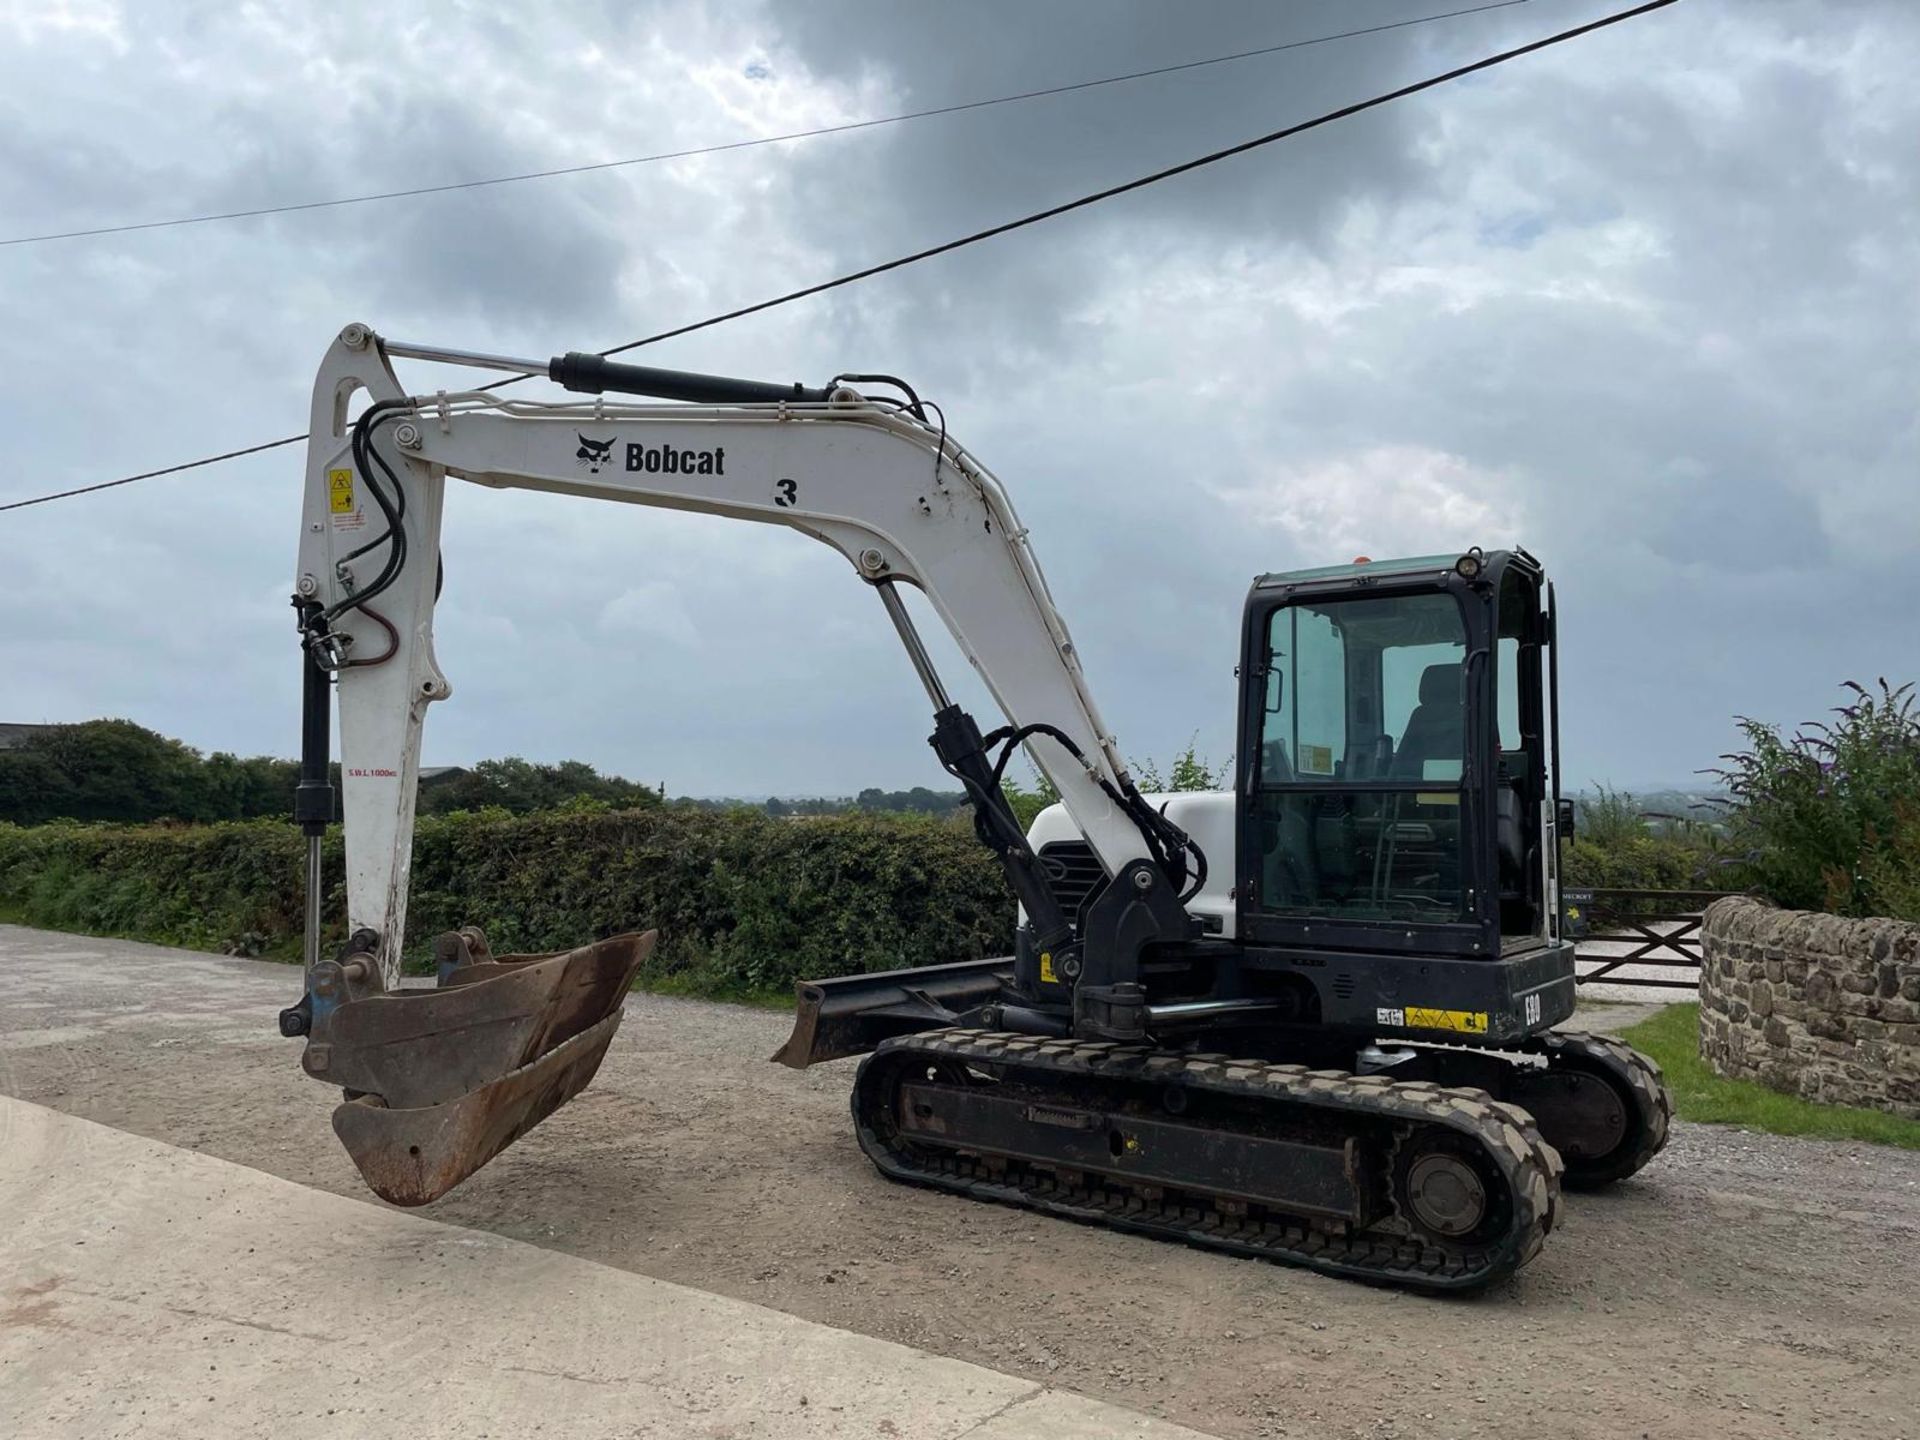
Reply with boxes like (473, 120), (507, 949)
(1236, 579), (1492, 958)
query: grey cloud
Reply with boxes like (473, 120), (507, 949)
(1, 0), (1915, 798)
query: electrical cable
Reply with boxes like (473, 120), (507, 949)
(1, 2), (1533, 249)
(0, 0), (1676, 516)
(0, 434), (307, 512)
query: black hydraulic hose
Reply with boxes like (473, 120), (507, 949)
(982, 720), (1209, 904)
(317, 401), (411, 631)
(830, 372), (928, 421)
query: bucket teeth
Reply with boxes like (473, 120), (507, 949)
(306, 929), (655, 1204)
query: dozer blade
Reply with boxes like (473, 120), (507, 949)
(308, 930), (654, 1205)
(772, 956), (1014, 1069)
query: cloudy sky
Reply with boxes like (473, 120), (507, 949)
(2, 0), (1913, 797)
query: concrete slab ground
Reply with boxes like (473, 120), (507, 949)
(0, 1096), (1220, 1440)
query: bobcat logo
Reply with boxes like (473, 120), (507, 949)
(576, 434), (616, 474)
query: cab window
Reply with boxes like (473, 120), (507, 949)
(1254, 591), (1470, 922)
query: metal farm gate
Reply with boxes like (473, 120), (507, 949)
(1564, 887), (1739, 992)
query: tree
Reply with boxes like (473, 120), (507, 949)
(1132, 735), (1232, 793)
(0, 720), (217, 824)
(856, 786), (966, 816)
(418, 756), (663, 816)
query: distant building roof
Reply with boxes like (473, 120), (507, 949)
(0, 723), (54, 751)
(418, 766), (467, 783)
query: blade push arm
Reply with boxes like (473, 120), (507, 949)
(294, 325), (1197, 1008)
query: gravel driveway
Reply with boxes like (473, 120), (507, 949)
(2, 924), (1915, 1440)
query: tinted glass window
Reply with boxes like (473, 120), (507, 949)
(1260, 606), (1346, 782)
(1260, 592), (1466, 784)
(1254, 590), (1470, 923)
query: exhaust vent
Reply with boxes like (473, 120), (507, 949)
(1038, 840), (1106, 922)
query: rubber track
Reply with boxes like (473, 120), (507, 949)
(852, 1029), (1564, 1293)
(1518, 1030), (1673, 1187)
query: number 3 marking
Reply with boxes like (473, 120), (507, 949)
(774, 478), (797, 507)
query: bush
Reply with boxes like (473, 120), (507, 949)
(1561, 785), (1716, 891)
(1561, 832), (1709, 891)
(1711, 679), (1920, 920)
(1575, 785), (1653, 852)
(0, 805), (1015, 998)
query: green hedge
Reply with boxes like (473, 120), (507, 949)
(0, 807), (1015, 999)
(0, 804), (1729, 1002)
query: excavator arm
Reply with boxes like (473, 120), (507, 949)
(285, 323), (1199, 1203)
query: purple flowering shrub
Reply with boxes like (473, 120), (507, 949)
(1710, 680), (1920, 919)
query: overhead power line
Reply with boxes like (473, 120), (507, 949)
(2, 1), (1531, 248)
(0, 435), (310, 513)
(0, 0), (1677, 517)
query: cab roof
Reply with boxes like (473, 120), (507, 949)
(1252, 553), (1467, 589)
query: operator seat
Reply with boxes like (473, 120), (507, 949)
(1392, 663), (1464, 778)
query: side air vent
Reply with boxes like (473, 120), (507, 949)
(1332, 972), (1357, 1000)
(1037, 840), (1107, 923)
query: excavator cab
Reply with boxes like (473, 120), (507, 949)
(784, 547), (1578, 1064)
(1238, 548), (1566, 963)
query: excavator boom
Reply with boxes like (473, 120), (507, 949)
(284, 324), (1200, 1204)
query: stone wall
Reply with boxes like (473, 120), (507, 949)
(1699, 896), (1920, 1118)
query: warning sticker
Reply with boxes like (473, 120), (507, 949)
(1039, 952), (1058, 985)
(1405, 1006), (1489, 1035)
(1298, 742), (1334, 775)
(327, 467), (356, 515)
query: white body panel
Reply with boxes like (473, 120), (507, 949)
(1026, 791), (1238, 940)
(296, 326), (1171, 983)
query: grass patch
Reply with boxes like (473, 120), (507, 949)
(1619, 1003), (1920, 1149)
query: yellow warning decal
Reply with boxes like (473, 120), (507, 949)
(1039, 952), (1057, 985)
(1405, 1006), (1488, 1035)
(327, 467), (355, 514)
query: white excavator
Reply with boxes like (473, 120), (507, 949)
(280, 323), (1670, 1292)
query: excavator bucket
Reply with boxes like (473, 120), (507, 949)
(305, 929), (655, 1206)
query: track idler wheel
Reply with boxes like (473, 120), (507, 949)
(304, 929), (655, 1205)
(1511, 1032), (1672, 1190)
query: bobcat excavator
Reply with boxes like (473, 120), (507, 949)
(280, 323), (1670, 1293)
